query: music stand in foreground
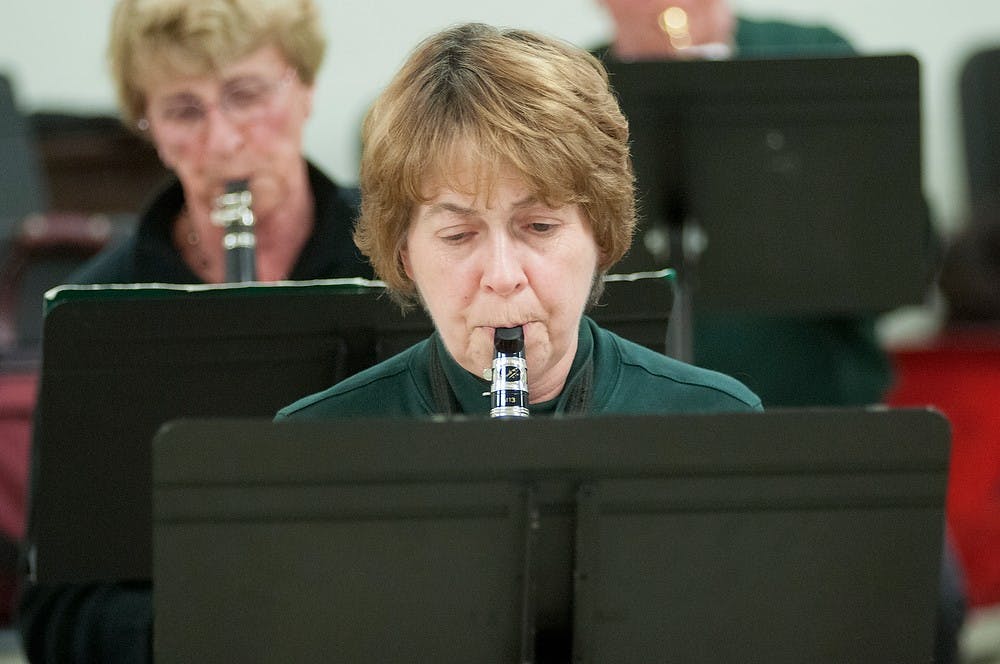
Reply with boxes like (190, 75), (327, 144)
(152, 409), (949, 664)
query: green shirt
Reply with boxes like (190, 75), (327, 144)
(276, 317), (762, 419)
(732, 16), (855, 57)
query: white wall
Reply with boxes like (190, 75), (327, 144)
(2, 0), (998, 235)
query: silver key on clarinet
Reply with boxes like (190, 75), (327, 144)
(211, 179), (257, 282)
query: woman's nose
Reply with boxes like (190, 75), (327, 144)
(203, 106), (244, 155)
(480, 233), (526, 296)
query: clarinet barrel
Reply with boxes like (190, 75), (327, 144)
(490, 326), (529, 418)
(211, 179), (257, 282)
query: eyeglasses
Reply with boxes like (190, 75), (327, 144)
(139, 67), (295, 134)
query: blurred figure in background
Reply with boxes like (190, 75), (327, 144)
(592, 0), (885, 409)
(594, 0), (853, 62)
(19, 1), (370, 662)
(592, 2), (961, 662)
(68, 0), (371, 286)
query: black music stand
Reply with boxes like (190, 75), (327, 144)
(605, 55), (933, 361)
(26, 274), (672, 583)
(152, 409), (949, 664)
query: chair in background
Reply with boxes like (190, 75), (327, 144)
(886, 331), (1000, 610)
(887, 47), (1000, 659)
(0, 212), (113, 363)
(960, 46), (1000, 221)
(0, 72), (122, 364)
(31, 111), (168, 214)
(0, 72), (120, 626)
(940, 46), (1000, 323)
(0, 73), (49, 237)
(0, 69), (51, 627)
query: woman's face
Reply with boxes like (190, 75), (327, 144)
(142, 45), (313, 219)
(401, 167), (602, 403)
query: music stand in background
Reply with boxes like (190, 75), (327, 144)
(604, 54), (933, 361)
(152, 409), (950, 664)
(26, 274), (672, 584)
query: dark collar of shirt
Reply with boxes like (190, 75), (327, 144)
(124, 160), (371, 283)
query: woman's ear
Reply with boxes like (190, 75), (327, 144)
(400, 243), (414, 280)
(302, 83), (315, 119)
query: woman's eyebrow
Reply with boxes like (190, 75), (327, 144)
(426, 201), (476, 216)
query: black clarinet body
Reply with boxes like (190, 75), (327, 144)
(211, 179), (257, 282)
(490, 326), (529, 418)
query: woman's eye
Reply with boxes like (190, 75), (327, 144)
(225, 84), (268, 109)
(163, 105), (205, 123)
(441, 231), (472, 244)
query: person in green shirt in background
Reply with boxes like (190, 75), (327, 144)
(590, 2), (961, 661)
(591, 0), (886, 408)
(593, 0), (853, 62)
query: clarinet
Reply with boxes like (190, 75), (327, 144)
(490, 326), (529, 418)
(211, 179), (257, 282)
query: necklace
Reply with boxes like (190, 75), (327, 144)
(176, 207), (215, 277)
(177, 204), (300, 282)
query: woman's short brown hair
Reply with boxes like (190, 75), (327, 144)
(108, 0), (326, 129)
(355, 23), (636, 306)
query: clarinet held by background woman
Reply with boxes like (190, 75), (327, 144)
(211, 179), (257, 282)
